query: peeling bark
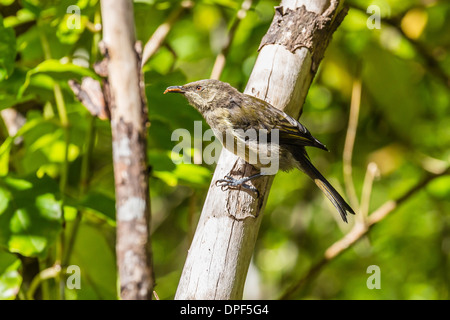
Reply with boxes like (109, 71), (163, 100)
(69, 77), (110, 120)
(259, 1), (347, 72)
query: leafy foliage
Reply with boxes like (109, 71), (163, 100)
(0, 0), (449, 300)
(0, 174), (62, 257)
(0, 14), (16, 81)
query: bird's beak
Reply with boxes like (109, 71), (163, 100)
(164, 86), (185, 94)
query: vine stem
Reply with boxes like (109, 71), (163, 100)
(40, 27), (69, 300)
(27, 265), (62, 300)
(63, 9), (101, 267)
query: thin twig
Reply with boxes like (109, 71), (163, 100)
(40, 28), (69, 300)
(358, 162), (379, 224)
(27, 265), (62, 300)
(141, 1), (193, 66)
(342, 75), (362, 211)
(62, 117), (95, 266)
(210, 0), (253, 80)
(280, 166), (449, 299)
(64, 10), (102, 270)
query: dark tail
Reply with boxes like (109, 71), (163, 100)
(296, 151), (355, 223)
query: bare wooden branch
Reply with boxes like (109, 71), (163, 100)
(1, 108), (26, 142)
(100, 0), (154, 300)
(141, 0), (193, 67)
(175, 0), (347, 300)
(69, 77), (110, 120)
(210, 0), (253, 80)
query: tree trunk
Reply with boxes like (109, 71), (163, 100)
(175, 0), (347, 300)
(100, 0), (154, 300)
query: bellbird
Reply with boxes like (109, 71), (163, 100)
(164, 79), (355, 222)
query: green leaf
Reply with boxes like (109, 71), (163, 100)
(145, 71), (200, 131)
(3, 8), (35, 28)
(20, 0), (42, 16)
(174, 163), (212, 186)
(0, 141), (10, 176)
(0, 250), (22, 300)
(0, 15), (17, 81)
(148, 149), (176, 172)
(0, 117), (54, 176)
(18, 59), (99, 97)
(56, 13), (86, 45)
(79, 192), (116, 224)
(0, 174), (62, 257)
(0, 94), (34, 112)
(153, 161), (212, 187)
(68, 224), (117, 299)
(427, 175), (450, 199)
(0, 0), (16, 5)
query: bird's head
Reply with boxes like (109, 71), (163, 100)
(164, 79), (237, 114)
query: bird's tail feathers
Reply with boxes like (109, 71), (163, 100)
(298, 155), (355, 223)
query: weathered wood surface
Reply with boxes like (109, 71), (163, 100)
(175, 0), (346, 300)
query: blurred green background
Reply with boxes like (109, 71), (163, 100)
(0, 0), (449, 300)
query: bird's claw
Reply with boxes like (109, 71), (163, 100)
(215, 175), (234, 191)
(215, 175), (260, 198)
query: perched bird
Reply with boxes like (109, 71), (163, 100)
(164, 79), (355, 222)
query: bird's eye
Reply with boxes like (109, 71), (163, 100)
(196, 86), (202, 91)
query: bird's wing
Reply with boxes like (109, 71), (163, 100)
(233, 95), (328, 151)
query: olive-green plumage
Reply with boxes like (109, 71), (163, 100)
(165, 79), (355, 222)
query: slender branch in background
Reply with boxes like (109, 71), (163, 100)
(37, 259), (50, 299)
(359, 162), (379, 223)
(163, 43), (178, 71)
(280, 166), (449, 299)
(90, 9), (102, 70)
(39, 29), (70, 193)
(27, 265), (62, 300)
(79, 117), (96, 195)
(53, 83), (69, 190)
(210, 0), (253, 80)
(342, 75), (362, 211)
(63, 9), (103, 268)
(63, 115), (96, 267)
(0, 109), (25, 135)
(101, 0), (154, 300)
(39, 27), (70, 300)
(54, 83), (69, 300)
(349, 3), (450, 89)
(141, 0), (193, 67)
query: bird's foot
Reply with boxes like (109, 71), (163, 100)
(215, 175), (260, 198)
